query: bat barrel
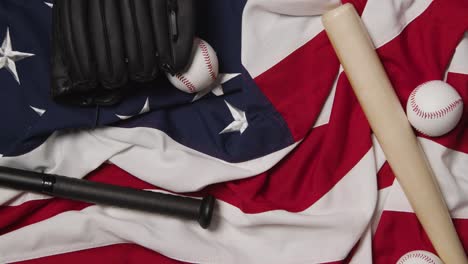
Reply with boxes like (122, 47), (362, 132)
(0, 166), (215, 229)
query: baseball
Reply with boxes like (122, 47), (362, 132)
(397, 250), (443, 264)
(166, 37), (219, 93)
(406, 80), (464, 137)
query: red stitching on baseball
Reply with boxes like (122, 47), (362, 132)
(199, 40), (217, 81)
(176, 73), (196, 93)
(397, 252), (437, 264)
(409, 84), (462, 120)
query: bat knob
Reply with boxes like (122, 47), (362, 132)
(198, 195), (215, 229)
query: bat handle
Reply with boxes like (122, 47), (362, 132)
(0, 166), (215, 229)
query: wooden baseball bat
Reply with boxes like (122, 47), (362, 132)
(322, 4), (467, 264)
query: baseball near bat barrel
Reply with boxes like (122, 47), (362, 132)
(0, 166), (215, 229)
(322, 4), (467, 264)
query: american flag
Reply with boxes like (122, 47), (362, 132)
(0, 0), (467, 263)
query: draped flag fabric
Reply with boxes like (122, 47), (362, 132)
(0, 0), (467, 263)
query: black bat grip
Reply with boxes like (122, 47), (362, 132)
(0, 166), (214, 228)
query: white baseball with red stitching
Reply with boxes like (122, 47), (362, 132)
(396, 250), (443, 264)
(406, 80), (464, 137)
(166, 37), (219, 94)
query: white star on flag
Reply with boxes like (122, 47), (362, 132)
(30, 106), (46, 116)
(192, 73), (241, 102)
(0, 28), (35, 84)
(44, 2), (53, 8)
(116, 97), (151, 120)
(219, 100), (248, 135)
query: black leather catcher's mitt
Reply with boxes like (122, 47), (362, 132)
(51, 0), (195, 106)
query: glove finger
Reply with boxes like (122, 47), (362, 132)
(51, 2), (73, 103)
(119, 0), (159, 82)
(88, 0), (128, 89)
(56, 0), (97, 91)
(51, 0), (98, 106)
(149, 0), (195, 74)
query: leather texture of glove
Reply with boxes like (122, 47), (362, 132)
(51, 0), (195, 106)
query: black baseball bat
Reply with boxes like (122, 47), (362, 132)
(0, 166), (214, 229)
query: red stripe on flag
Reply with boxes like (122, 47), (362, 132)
(0, 198), (90, 236)
(254, 31), (341, 141)
(12, 243), (186, 264)
(377, 162), (395, 190)
(84, 164), (158, 189)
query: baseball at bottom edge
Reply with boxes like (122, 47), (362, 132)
(166, 37), (219, 94)
(396, 250), (443, 264)
(406, 80), (463, 137)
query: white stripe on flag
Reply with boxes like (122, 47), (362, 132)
(362, 0), (432, 48)
(241, 0), (340, 78)
(447, 32), (468, 75)
(242, 0), (432, 78)
(0, 127), (298, 205)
